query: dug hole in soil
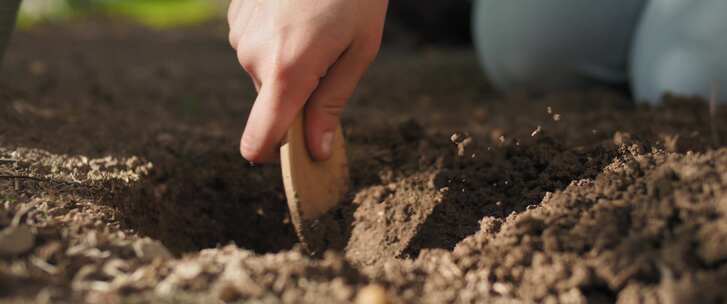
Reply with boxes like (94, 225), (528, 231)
(2, 21), (727, 303)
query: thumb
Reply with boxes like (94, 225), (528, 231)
(305, 44), (378, 161)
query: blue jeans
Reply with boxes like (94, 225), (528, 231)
(473, 0), (727, 103)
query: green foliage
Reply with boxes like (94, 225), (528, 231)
(18, 0), (225, 29)
(99, 0), (222, 28)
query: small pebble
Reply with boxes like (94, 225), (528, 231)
(492, 282), (512, 295)
(175, 261), (203, 280)
(355, 284), (389, 304)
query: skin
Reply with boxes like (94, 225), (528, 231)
(228, 0), (389, 163)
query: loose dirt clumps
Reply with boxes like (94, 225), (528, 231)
(3, 21), (727, 303)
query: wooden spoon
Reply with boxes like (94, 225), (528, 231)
(280, 113), (349, 255)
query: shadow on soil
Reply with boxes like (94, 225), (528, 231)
(402, 136), (617, 257)
(112, 148), (366, 256)
(113, 149), (302, 255)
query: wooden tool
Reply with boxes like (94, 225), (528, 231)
(280, 113), (349, 255)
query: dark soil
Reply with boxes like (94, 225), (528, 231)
(2, 21), (727, 303)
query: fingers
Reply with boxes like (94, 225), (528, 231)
(237, 31), (349, 163)
(240, 69), (320, 163)
(304, 38), (380, 161)
(229, 0), (385, 163)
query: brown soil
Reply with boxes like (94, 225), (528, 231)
(2, 21), (727, 303)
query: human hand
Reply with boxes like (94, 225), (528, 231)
(228, 0), (388, 163)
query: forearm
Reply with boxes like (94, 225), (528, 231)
(0, 0), (22, 65)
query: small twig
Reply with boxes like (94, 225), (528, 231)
(0, 159), (16, 164)
(530, 126), (542, 137)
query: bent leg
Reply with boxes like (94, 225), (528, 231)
(472, 0), (646, 92)
(631, 0), (727, 103)
(0, 0), (21, 66)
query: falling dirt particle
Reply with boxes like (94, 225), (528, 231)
(457, 137), (473, 157)
(133, 238), (171, 261)
(553, 114), (561, 121)
(498, 135), (505, 144)
(530, 126), (542, 137)
(450, 133), (461, 143)
(0, 225), (35, 256)
(547, 106), (552, 114)
(355, 284), (389, 304)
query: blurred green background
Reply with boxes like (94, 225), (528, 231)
(17, 0), (473, 45)
(18, 0), (227, 29)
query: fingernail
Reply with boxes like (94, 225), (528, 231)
(321, 131), (334, 158)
